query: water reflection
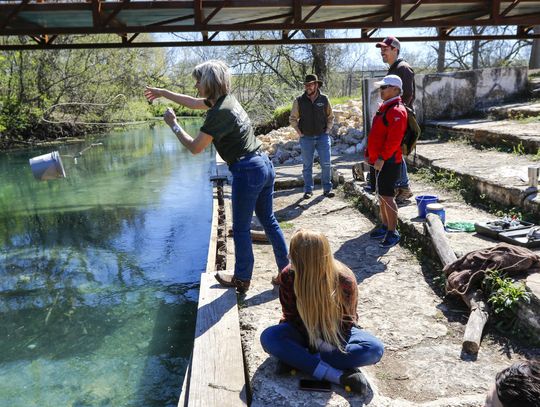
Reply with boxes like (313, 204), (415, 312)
(0, 119), (212, 406)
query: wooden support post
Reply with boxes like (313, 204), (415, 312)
(424, 214), (489, 355)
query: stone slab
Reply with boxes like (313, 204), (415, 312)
(424, 118), (540, 154)
(236, 156), (538, 407)
(409, 139), (539, 211)
(485, 102), (540, 119)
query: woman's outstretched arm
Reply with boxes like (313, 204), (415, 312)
(144, 86), (209, 110)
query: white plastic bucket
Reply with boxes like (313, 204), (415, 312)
(426, 203), (446, 225)
(29, 151), (66, 181)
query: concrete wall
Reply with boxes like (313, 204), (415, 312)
(363, 67), (528, 131)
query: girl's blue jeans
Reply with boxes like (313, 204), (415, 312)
(260, 322), (384, 379)
(229, 153), (289, 281)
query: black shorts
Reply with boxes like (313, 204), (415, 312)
(370, 161), (401, 197)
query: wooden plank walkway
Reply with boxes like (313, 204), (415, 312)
(187, 273), (247, 406)
(179, 151), (246, 406)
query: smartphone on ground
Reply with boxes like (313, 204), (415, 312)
(299, 379), (332, 392)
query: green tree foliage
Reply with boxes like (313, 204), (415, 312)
(0, 34), (168, 143)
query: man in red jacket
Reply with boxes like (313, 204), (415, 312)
(365, 75), (408, 248)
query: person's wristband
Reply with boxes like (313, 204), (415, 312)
(172, 124), (182, 134)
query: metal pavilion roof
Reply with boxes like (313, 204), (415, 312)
(0, 0), (539, 50)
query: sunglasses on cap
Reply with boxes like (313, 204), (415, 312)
(379, 85), (394, 90)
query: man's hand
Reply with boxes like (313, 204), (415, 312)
(374, 158), (384, 171)
(164, 107), (177, 127)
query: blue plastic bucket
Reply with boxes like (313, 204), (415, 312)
(29, 151), (66, 181)
(426, 203), (445, 224)
(415, 195), (438, 218)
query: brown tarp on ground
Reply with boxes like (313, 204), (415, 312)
(443, 243), (540, 298)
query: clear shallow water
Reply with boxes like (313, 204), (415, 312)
(0, 119), (212, 406)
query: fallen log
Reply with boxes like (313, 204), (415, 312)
(424, 213), (457, 266)
(462, 289), (490, 354)
(424, 213), (490, 355)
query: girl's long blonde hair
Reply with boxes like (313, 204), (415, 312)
(290, 229), (352, 352)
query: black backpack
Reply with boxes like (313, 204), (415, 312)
(382, 102), (421, 156)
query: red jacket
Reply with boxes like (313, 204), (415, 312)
(366, 96), (408, 164)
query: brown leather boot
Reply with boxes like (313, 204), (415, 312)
(215, 270), (250, 293)
(395, 186), (413, 204)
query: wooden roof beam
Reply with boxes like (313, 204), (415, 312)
(491, 0), (501, 23)
(0, 0), (29, 31)
(91, 0), (103, 27)
(393, 0), (402, 24)
(407, 8), (488, 24)
(361, 28), (377, 38)
(147, 14), (194, 27)
(194, 0), (202, 25)
(102, 0), (130, 28)
(441, 27), (456, 36)
(288, 29), (299, 39)
(127, 33), (139, 43)
(401, 0), (422, 21)
(203, 2), (225, 24)
(30, 34), (57, 45)
(5, 31), (540, 51)
(302, 3), (324, 24)
(517, 25), (534, 35)
(501, 0), (521, 16)
(293, 0), (302, 24)
(233, 12), (292, 25)
(324, 10), (390, 24)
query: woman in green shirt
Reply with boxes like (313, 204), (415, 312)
(145, 60), (288, 293)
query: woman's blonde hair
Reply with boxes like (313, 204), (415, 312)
(290, 229), (352, 352)
(192, 60), (231, 101)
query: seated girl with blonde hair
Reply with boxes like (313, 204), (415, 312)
(260, 229), (384, 394)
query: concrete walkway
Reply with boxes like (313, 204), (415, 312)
(409, 138), (540, 212)
(485, 101), (540, 119)
(236, 157), (539, 407)
(424, 117), (540, 154)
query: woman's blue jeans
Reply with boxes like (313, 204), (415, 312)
(299, 134), (333, 194)
(260, 322), (384, 379)
(229, 153), (289, 281)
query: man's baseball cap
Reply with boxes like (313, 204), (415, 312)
(374, 75), (402, 90)
(376, 36), (400, 50)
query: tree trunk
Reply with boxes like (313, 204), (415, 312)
(301, 29), (328, 83)
(437, 28), (446, 72)
(530, 26), (540, 69)
(437, 41), (446, 72)
(472, 39), (480, 69)
(471, 26), (484, 70)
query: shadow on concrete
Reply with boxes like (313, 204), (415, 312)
(334, 231), (391, 285)
(273, 188), (330, 223)
(242, 288), (278, 308)
(251, 356), (374, 407)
